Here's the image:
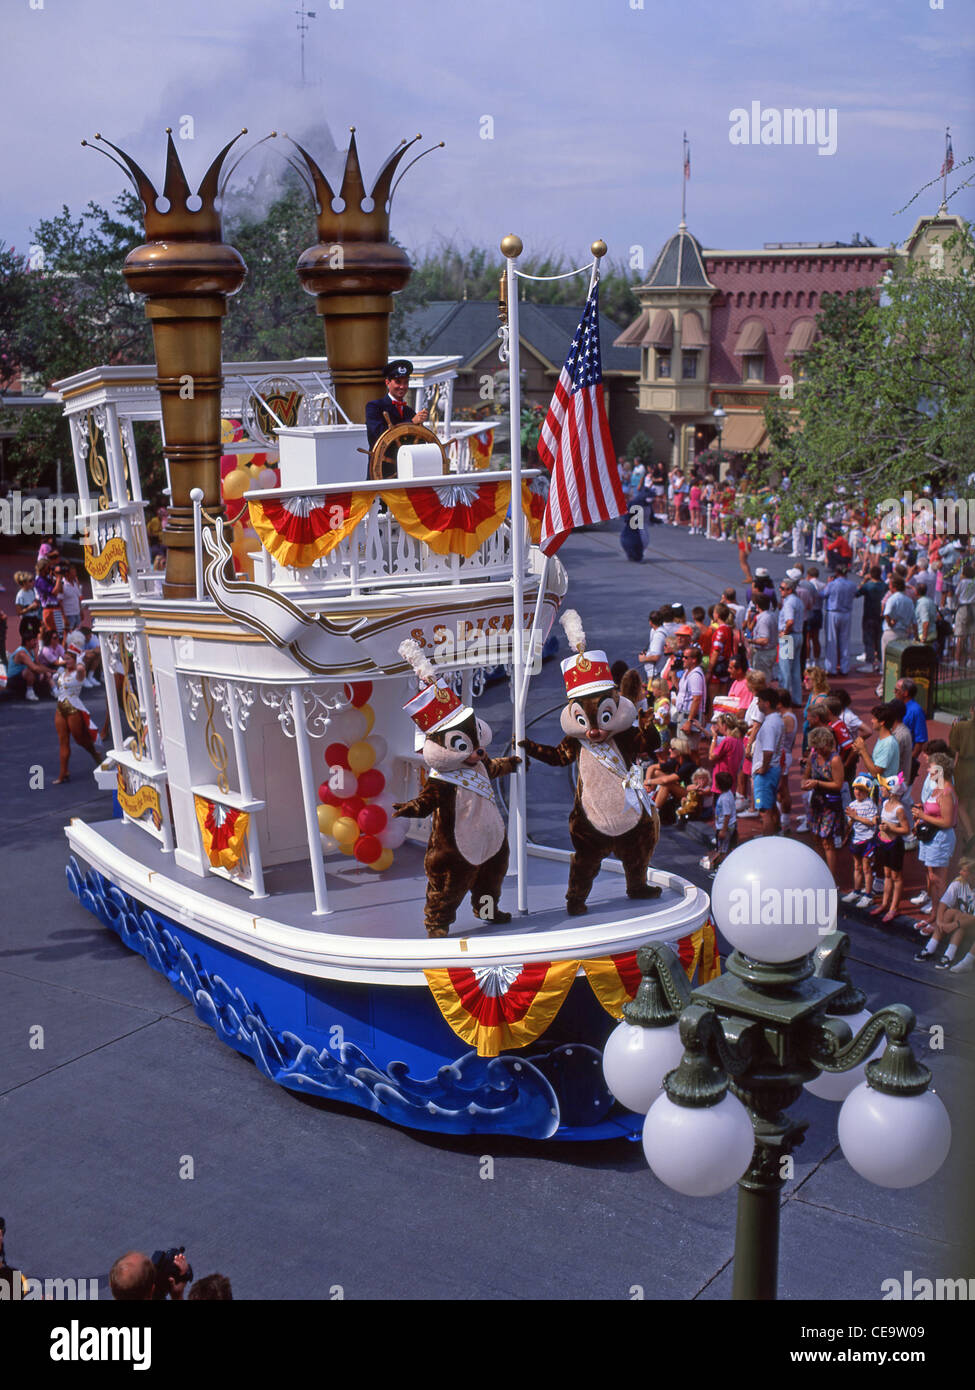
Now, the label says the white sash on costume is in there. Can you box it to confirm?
[428,763,497,803]
[586,739,656,818]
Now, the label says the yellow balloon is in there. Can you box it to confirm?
[317,803,338,834]
[339,838,356,856]
[347,740,377,775]
[369,848,394,872]
[222,469,252,499]
[333,815,359,846]
[360,704,375,735]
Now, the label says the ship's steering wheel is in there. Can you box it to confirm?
[368,420,449,482]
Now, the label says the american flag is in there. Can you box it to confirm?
[537,284,625,556]
[941,132,954,178]
[684,132,691,180]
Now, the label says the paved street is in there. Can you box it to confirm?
[1,521,971,1301]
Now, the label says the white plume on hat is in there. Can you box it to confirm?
[560,608,586,654]
[398,638,437,686]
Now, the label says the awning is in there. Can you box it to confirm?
[680,310,707,349]
[613,311,649,348]
[733,321,766,355]
[720,414,768,452]
[785,319,817,355]
[647,309,674,348]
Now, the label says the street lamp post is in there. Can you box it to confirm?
[603,839,951,1300]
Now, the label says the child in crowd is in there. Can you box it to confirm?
[650,678,672,751]
[677,767,712,825]
[914,858,975,970]
[843,774,879,908]
[700,770,738,874]
[871,773,911,923]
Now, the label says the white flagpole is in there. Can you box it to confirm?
[501,234,528,913]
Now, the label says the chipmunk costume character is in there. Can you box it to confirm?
[393,641,521,938]
[520,611,661,916]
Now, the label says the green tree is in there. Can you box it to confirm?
[764,224,975,515]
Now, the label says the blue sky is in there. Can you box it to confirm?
[4,0,972,279]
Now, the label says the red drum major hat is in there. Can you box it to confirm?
[403,681,469,735]
[558,608,615,699]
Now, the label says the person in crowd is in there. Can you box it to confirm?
[649,677,672,752]
[690,606,713,658]
[4,634,52,701]
[822,563,856,675]
[914,858,975,972]
[879,575,915,693]
[884,699,915,814]
[724,654,752,712]
[672,643,707,758]
[751,686,784,837]
[952,562,975,663]
[776,574,804,702]
[14,570,41,633]
[708,602,735,693]
[803,565,825,662]
[801,666,830,755]
[39,630,65,673]
[870,772,912,921]
[638,610,668,682]
[77,626,103,688]
[721,586,745,632]
[855,564,886,673]
[700,770,738,874]
[707,712,744,797]
[738,669,769,812]
[187,1273,233,1300]
[644,756,685,822]
[842,774,880,908]
[776,689,799,834]
[34,558,63,637]
[819,694,857,784]
[852,702,901,787]
[911,752,958,926]
[52,647,102,784]
[745,591,777,678]
[894,678,928,783]
[802,726,845,876]
[913,581,938,648]
[60,562,85,635]
[948,699,975,845]
[110,1252,157,1301]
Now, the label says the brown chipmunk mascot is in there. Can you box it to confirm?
[393,640,521,938]
[519,611,661,916]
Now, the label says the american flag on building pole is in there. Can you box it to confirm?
[537,283,625,556]
[940,130,954,177]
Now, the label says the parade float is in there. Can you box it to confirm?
[59,126,713,1140]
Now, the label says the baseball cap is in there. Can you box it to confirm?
[786,567,803,580]
[754,567,769,578]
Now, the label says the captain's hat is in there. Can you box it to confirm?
[559,608,616,699]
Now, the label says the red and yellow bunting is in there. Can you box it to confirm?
[468,428,495,470]
[424,960,579,1057]
[116,769,162,829]
[84,537,128,582]
[247,492,372,569]
[583,921,722,1021]
[382,480,511,558]
[522,475,550,545]
[194,796,250,871]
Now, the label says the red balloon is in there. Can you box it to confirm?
[355,767,386,799]
[319,781,340,806]
[325,742,350,769]
[357,805,388,835]
[344,681,373,708]
[354,834,383,865]
[341,796,365,819]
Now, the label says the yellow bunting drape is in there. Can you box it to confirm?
[194,796,250,871]
[468,428,494,470]
[247,493,372,569]
[583,920,722,1021]
[521,476,550,545]
[424,959,579,1057]
[382,480,511,558]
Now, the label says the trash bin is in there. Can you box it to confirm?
[883,639,938,717]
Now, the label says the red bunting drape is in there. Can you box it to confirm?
[522,475,550,544]
[247,493,372,568]
[194,796,250,871]
[382,480,511,557]
[424,960,579,1057]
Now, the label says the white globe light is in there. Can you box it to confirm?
[642,1091,755,1197]
[602,1020,685,1114]
[805,1009,882,1101]
[838,1083,951,1188]
[711,838,835,963]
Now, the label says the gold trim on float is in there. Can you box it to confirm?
[61,378,157,400]
[143,626,266,642]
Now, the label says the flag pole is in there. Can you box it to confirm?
[681,131,688,226]
[942,126,950,212]
[501,233,528,914]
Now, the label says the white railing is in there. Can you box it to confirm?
[82,501,162,598]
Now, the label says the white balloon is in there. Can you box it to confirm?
[602,1020,685,1114]
[643,1090,755,1197]
[326,765,357,799]
[256,468,278,489]
[378,817,408,849]
[367,735,388,764]
[329,708,368,744]
[711,838,836,963]
[838,1083,951,1188]
[805,1009,883,1102]
[319,833,339,854]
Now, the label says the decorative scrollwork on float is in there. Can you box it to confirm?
[202,678,231,795]
[259,684,346,740]
[118,638,147,760]
[85,411,111,511]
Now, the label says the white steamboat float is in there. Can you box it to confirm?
[59,127,712,1139]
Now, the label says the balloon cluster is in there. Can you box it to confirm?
[316,681,407,871]
[222,458,279,578]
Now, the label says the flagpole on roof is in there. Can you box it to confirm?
[941,126,951,214]
[500,233,529,914]
[681,131,689,228]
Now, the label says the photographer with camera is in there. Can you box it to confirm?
[151,1246,193,1300]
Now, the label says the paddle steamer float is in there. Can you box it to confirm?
[59,126,713,1139]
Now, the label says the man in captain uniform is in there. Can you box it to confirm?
[365,360,429,467]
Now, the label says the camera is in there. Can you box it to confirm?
[151,1246,193,1285]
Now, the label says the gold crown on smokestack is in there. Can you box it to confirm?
[285,128,444,243]
[81,128,255,242]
